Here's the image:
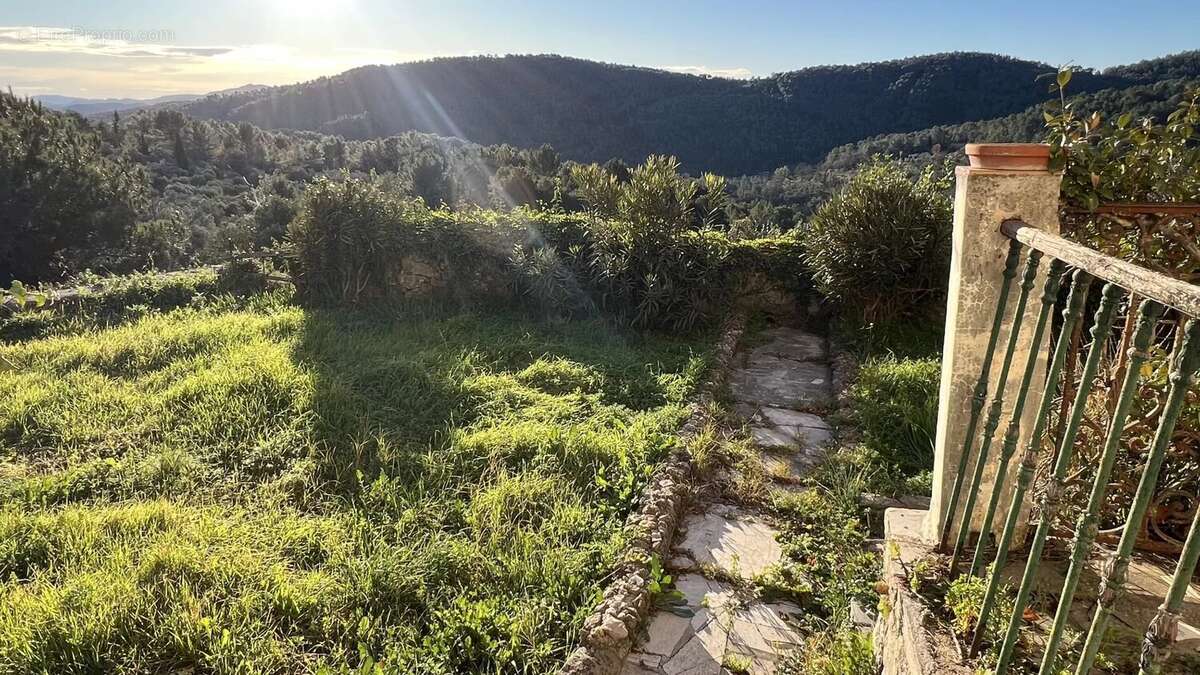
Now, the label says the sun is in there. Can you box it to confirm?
[272,0,345,19]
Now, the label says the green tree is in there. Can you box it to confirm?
[0,93,148,284]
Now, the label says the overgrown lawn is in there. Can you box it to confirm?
[0,293,709,673]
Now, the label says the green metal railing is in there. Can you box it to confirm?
[942,219,1200,675]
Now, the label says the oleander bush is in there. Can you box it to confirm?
[801,157,952,323]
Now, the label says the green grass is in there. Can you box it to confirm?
[849,355,941,483]
[0,292,710,673]
[0,268,229,343]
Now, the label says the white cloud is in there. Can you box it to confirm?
[0,26,427,97]
[658,64,754,79]
[0,26,756,98]
[0,26,226,59]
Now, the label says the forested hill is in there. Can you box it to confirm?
[820,77,1200,170]
[178,51,1178,175]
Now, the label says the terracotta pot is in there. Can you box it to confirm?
[964,143,1051,171]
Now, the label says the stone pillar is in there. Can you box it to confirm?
[924,144,1062,547]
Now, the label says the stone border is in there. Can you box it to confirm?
[875,508,972,675]
[826,335,862,457]
[560,312,748,675]
[828,335,859,416]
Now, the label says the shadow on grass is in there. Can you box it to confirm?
[287,300,708,493]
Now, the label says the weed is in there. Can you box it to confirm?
[776,626,874,675]
[722,652,754,673]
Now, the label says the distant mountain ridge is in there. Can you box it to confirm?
[36,85,269,116]
[176,51,1200,174]
[36,93,200,116]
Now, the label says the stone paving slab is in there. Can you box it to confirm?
[622,574,804,675]
[675,507,783,579]
[734,404,830,430]
[728,356,833,410]
[760,449,821,480]
[625,327,832,675]
[726,602,806,674]
[750,423,832,451]
[746,329,827,363]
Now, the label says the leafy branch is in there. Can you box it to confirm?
[1045,66,1200,210]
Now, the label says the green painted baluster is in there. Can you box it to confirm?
[992,273,1110,675]
[1036,299,1165,675]
[939,239,1024,550]
[968,253,1055,579]
[967,258,1064,656]
[1075,320,1200,675]
[1139,482,1200,675]
[950,247,1041,574]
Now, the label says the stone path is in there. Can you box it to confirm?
[622,327,835,675]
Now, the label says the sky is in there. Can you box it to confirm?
[2,0,1198,99]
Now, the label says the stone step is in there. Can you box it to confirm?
[746,328,827,363]
[728,356,833,410]
[622,574,805,675]
[674,505,782,579]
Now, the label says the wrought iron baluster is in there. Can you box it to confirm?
[967,258,1064,656]
[992,275,1114,675]
[950,248,1041,573]
[939,239,1024,550]
[969,254,1057,579]
[1036,299,1164,675]
[1139,482,1200,675]
[1075,320,1200,675]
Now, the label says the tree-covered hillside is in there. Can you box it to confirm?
[179,52,1149,174]
[729,75,1200,218]
[820,77,1199,169]
[0,94,573,283]
[6,50,1198,285]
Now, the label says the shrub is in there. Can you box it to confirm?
[801,157,952,322]
[216,259,270,296]
[562,156,738,330]
[726,233,812,299]
[1049,75,1200,209]
[286,176,520,306]
[585,226,732,330]
[835,314,944,360]
[285,176,400,304]
[850,356,941,476]
[1048,75,1200,283]
[287,164,811,330]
